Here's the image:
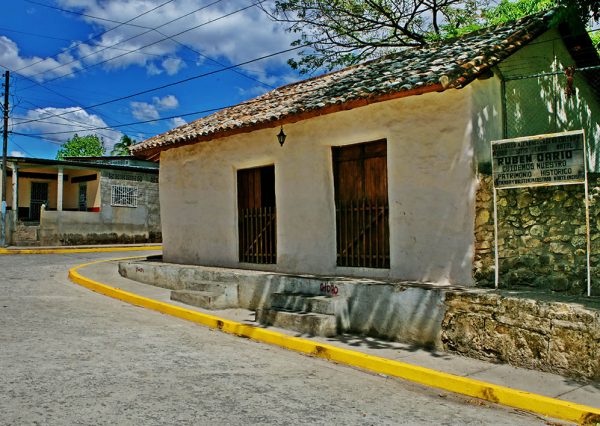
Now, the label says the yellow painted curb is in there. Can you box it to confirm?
[69,258,600,425]
[0,246,162,255]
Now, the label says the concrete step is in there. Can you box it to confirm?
[184,280,236,293]
[170,289,232,309]
[271,293,345,315]
[256,308,338,337]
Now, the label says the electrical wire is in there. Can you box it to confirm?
[0,26,172,60]
[3,8,276,90]
[12,61,600,137]
[4,66,155,136]
[10,42,302,127]
[16,0,179,74]
[21,0,231,83]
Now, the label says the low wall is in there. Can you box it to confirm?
[443,291,600,380]
[39,210,161,245]
[120,260,600,380]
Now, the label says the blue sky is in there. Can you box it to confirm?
[1,0,302,158]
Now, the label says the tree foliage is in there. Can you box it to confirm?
[264,0,488,74]
[264,0,599,74]
[56,134,105,160]
[110,135,136,156]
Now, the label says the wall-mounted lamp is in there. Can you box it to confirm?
[277,126,287,147]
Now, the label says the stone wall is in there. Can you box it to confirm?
[474,174,600,295]
[442,291,600,380]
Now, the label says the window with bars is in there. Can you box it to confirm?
[111,185,138,207]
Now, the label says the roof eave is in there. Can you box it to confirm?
[132,82,445,160]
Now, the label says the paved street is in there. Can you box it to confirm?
[1,252,546,425]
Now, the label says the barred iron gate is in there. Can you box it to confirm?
[237,165,276,264]
[29,182,48,221]
[333,140,390,268]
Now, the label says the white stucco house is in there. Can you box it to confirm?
[132,10,600,286]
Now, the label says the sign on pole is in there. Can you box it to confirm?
[490,130,590,296]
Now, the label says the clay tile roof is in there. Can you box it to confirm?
[132,10,555,158]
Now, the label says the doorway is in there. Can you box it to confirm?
[29,182,49,221]
[78,183,87,211]
[332,139,389,268]
[237,165,276,264]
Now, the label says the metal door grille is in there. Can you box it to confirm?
[336,198,389,268]
[30,182,48,221]
[239,206,276,264]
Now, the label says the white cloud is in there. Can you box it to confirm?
[12,107,123,150]
[0,36,82,82]
[130,101,159,121]
[146,62,162,75]
[153,95,178,110]
[130,95,179,122]
[10,150,25,157]
[53,0,295,79]
[162,57,185,75]
[238,86,270,98]
[170,117,186,128]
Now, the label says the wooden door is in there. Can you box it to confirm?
[237,166,276,264]
[333,140,389,268]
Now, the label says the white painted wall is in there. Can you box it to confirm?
[160,86,478,285]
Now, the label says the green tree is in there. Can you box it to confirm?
[263,0,488,74]
[56,134,105,160]
[111,135,136,156]
[264,0,599,74]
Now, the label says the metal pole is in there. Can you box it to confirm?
[490,140,500,290]
[1,71,9,247]
[583,131,591,297]
[493,186,499,290]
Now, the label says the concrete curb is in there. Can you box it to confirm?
[0,246,162,255]
[69,257,600,425]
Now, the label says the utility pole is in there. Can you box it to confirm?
[1,71,9,247]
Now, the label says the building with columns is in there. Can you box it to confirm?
[0,156,161,246]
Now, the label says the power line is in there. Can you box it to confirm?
[23,0,150,29]
[12,62,600,138]
[3,65,153,136]
[0,25,172,60]
[16,99,132,143]
[7,4,276,90]
[11,131,64,146]
[16,0,178,74]
[21,0,229,83]
[11,42,302,127]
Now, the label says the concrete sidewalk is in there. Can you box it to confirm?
[78,259,600,410]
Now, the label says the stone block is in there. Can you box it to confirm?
[550,242,572,255]
[529,206,542,217]
[571,235,587,248]
[529,225,545,237]
[517,193,533,209]
[475,210,490,227]
[548,329,600,379]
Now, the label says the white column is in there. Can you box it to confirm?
[11,164,17,226]
[57,167,63,212]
